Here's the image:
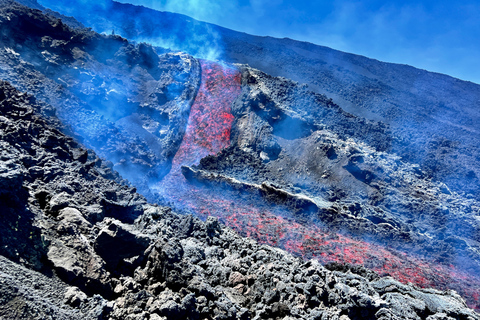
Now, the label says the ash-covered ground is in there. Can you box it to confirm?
[1,0,480,319]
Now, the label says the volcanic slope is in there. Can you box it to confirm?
[0,68,479,319]
[32,0,480,198]
[27,1,480,307]
[2,0,480,311]
[144,56,480,308]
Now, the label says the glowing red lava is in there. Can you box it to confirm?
[170,61,239,168]
[154,60,480,310]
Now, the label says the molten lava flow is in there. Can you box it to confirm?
[171,62,238,168]
[154,60,480,310]
[154,60,241,203]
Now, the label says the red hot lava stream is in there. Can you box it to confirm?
[153,60,480,310]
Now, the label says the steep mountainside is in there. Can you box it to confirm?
[1,0,480,318]
[32,0,480,197]
[0,0,202,197]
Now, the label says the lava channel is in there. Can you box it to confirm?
[153,60,480,310]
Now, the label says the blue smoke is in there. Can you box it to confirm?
[37,0,225,61]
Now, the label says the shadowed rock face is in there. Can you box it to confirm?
[0,79,478,320]
[0,0,480,318]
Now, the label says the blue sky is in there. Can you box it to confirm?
[119,0,480,84]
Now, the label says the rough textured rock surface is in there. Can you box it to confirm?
[0,72,478,319]
[0,0,200,198]
[5,1,478,287]
[12,6,477,301]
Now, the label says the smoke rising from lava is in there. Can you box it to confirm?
[38,0,226,61]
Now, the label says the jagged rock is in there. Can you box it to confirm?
[58,207,92,231]
[94,219,150,274]
[64,286,88,307]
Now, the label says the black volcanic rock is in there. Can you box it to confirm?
[231,66,392,154]
[0,0,480,318]
[5,0,478,308]
[0,65,478,319]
